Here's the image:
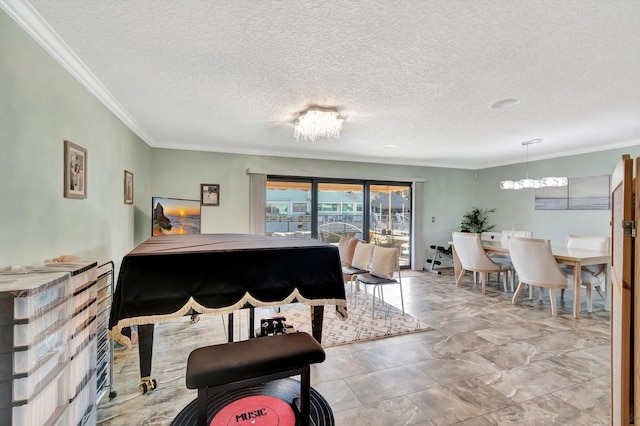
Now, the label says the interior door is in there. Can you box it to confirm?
[610,154,634,425]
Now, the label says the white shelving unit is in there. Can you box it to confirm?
[0,261,98,426]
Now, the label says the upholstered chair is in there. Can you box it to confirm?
[563,235,610,312]
[452,232,512,294]
[509,237,573,316]
[341,240,373,306]
[357,245,403,318]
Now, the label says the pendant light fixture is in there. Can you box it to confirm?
[499,139,568,190]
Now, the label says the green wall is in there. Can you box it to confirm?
[3,7,638,271]
[0,10,151,269]
[149,149,477,259]
[475,147,640,246]
[149,146,640,265]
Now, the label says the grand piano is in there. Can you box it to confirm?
[108,233,347,392]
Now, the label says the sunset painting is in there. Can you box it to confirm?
[152,197,201,236]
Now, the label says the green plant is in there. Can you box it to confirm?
[460,207,496,233]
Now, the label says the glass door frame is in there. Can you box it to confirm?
[267,176,412,268]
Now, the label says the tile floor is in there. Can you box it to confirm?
[97,268,610,425]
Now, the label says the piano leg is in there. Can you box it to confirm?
[311,306,324,344]
[227,307,256,342]
[249,307,255,338]
[137,324,156,394]
[227,313,234,342]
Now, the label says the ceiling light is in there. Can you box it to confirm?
[499,139,568,190]
[293,107,344,142]
[490,99,521,109]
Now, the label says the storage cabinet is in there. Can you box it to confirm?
[0,261,98,426]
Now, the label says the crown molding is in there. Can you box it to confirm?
[1,0,156,145]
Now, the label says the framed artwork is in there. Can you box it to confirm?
[535,175,611,210]
[152,197,201,236]
[64,140,87,199]
[568,175,610,210]
[124,170,134,204]
[201,183,220,206]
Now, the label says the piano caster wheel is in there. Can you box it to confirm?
[191,314,200,323]
[139,378,157,394]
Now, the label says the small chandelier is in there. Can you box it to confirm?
[293,107,344,142]
[500,139,568,190]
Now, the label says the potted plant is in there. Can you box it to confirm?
[460,207,496,233]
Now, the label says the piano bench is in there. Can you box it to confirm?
[186,331,326,426]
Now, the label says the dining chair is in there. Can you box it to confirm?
[451,232,512,294]
[563,235,610,312]
[502,230,533,239]
[487,230,533,291]
[342,240,373,306]
[509,237,573,316]
[357,245,404,318]
[338,235,359,269]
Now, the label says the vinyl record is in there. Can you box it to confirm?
[210,395,295,426]
[172,378,334,426]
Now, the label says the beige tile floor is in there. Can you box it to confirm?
[97,268,610,425]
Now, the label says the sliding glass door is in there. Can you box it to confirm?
[265,178,411,267]
[369,184,411,266]
[317,182,364,243]
[265,180,312,237]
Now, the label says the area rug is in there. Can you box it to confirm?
[271,288,432,347]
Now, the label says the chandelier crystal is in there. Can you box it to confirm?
[294,107,344,142]
[499,139,568,190]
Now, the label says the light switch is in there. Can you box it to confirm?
[432,217,435,222]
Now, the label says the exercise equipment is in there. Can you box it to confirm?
[424,244,453,275]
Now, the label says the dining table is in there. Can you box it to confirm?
[453,239,611,318]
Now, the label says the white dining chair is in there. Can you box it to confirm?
[509,237,573,316]
[452,232,512,294]
[563,235,610,312]
[502,230,532,239]
[485,230,533,291]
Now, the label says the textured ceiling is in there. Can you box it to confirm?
[7,0,640,169]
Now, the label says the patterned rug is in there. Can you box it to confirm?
[273,287,432,347]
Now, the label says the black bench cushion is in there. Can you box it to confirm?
[186,332,325,390]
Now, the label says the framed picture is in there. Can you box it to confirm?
[201,183,220,206]
[535,174,611,210]
[64,140,87,199]
[152,197,201,236]
[124,170,134,204]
